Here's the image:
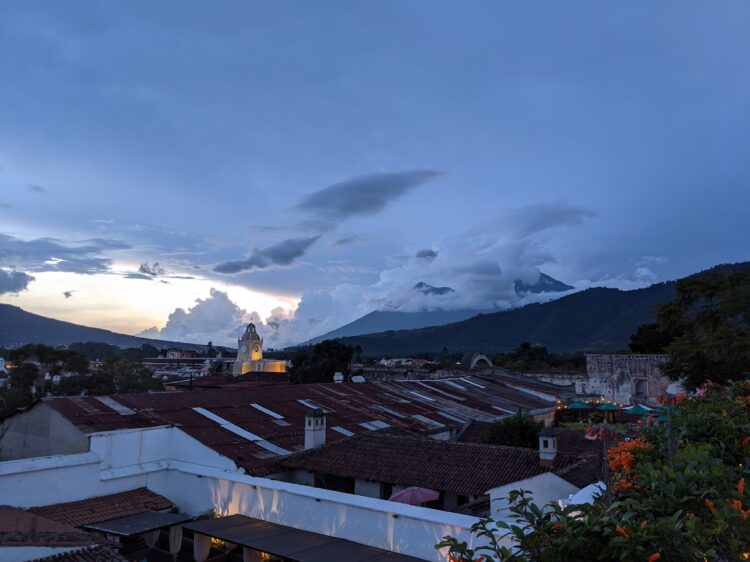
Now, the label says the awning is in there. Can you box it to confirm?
[84,511,192,537]
[182,514,426,561]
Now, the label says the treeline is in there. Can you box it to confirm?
[0,343,162,420]
[492,342,585,371]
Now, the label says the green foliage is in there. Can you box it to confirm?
[68,341,159,361]
[88,358,162,394]
[628,323,679,353]
[438,382,750,561]
[656,268,750,389]
[493,342,584,372]
[289,340,354,384]
[485,411,542,449]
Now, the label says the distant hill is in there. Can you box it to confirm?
[0,304,204,350]
[336,262,749,356]
[309,272,572,343]
[307,308,485,344]
[514,272,574,296]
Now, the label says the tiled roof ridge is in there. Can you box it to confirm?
[28,487,173,528]
[287,432,546,459]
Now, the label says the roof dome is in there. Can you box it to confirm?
[241,323,261,341]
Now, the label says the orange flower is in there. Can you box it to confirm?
[728,499,743,511]
[640,520,648,529]
[551,523,563,531]
[705,498,715,511]
[739,478,746,496]
[648,554,661,562]
[615,525,632,537]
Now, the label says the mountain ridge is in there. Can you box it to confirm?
[332,262,750,356]
[0,304,205,350]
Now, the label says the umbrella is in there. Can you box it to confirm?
[568,401,592,410]
[596,402,620,411]
[622,404,654,416]
[389,487,440,505]
[596,402,620,423]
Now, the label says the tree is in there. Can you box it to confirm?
[485,411,542,449]
[439,381,750,561]
[289,340,354,384]
[89,358,161,394]
[655,268,750,389]
[628,323,678,353]
[493,342,584,372]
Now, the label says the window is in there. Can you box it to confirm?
[543,439,549,448]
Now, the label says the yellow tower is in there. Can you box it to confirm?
[233,323,287,375]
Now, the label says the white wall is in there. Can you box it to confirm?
[354,478,381,498]
[488,472,579,515]
[150,463,492,562]
[0,452,150,507]
[0,425,497,561]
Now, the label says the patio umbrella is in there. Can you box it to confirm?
[622,404,654,416]
[596,402,620,411]
[389,487,440,505]
[596,402,620,423]
[567,401,591,421]
[568,401,591,409]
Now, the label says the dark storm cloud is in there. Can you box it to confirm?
[213,236,320,274]
[502,202,597,239]
[416,249,439,260]
[0,269,34,294]
[0,233,130,274]
[294,170,440,228]
[63,290,75,298]
[332,235,361,247]
[138,261,166,276]
[27,184,47,193]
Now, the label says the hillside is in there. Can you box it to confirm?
[338,284,676,356]
[309,272,572,343]
[307,308,485,344]
[336,262,750,356]
[0,304,203,350]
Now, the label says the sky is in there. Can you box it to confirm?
[1,1,749,348]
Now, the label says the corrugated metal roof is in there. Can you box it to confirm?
[43,374,556,475]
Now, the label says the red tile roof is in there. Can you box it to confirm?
[35,544,128,562]
[0,508,88,543]
[0,507,123,560]
[41,374,557,476]
[457,422,603,456]
[282,433,599,496]
[29,488,173,529]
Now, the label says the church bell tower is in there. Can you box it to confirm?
[237,323,263,363]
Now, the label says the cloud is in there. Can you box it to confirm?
[27,184,47,193]
[140,288,253,345]
[213,236,320,274]
[332,235,361,247]
[63,290,75,298]
[124,273,154,280]
[0,233,131,274]
[138,262,166,276]
[0,269,35,294]
[0,202,13,209]
[416,249,439,260]
[268,201,596,344]
[294,170,440,229]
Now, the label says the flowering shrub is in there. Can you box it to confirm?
[437,381,750,561]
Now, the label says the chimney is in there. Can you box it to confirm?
[538,426,557,467]
[304,408,326,450]
[333,372,344,383]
